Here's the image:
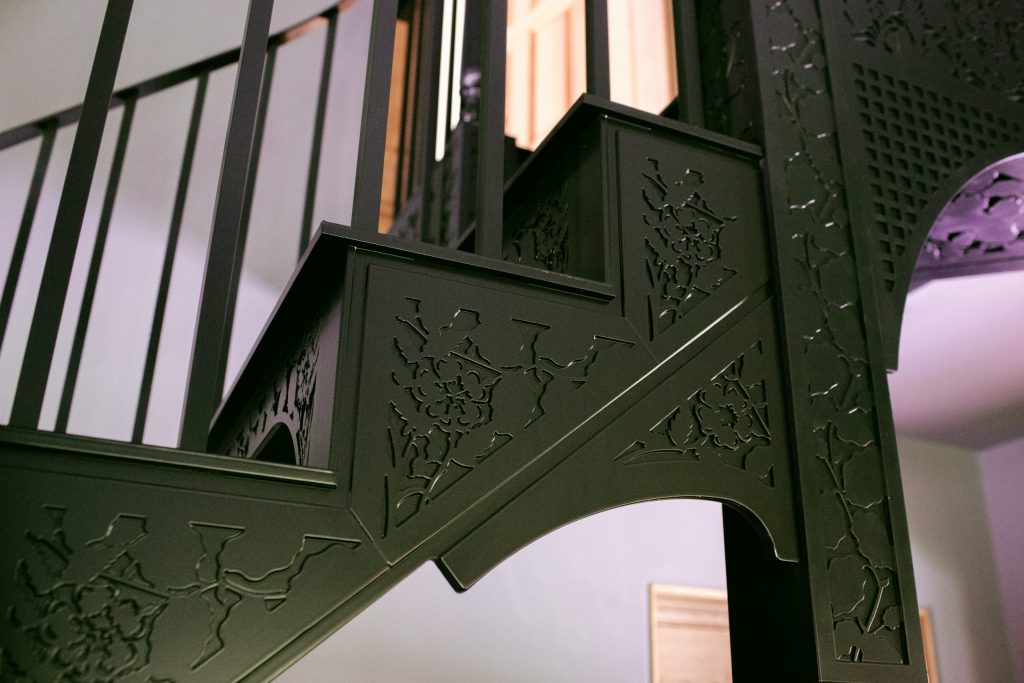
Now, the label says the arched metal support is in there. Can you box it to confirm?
[436,297,800,591]
[890,146,1024,361]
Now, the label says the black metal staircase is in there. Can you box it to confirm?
[3,0,1023,680]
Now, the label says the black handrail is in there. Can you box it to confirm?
[9,0,136,429]
[177,0,277,451]
[1,0,357,444]
[2,0,707,453]
[0,1,354,153]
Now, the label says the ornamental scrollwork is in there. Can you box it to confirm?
[642,159,737,340]
[385,298,633,531]
[507,181,571,273]
[5,506,357,681]
[763,0,908,663]
[840,0,1024,103]
[231,320,320,466]
[919,162,1024,268]
[615,342,775,487]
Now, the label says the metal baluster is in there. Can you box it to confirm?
[350,0,400,231]
[0,123,56,355]
[299,15,338,257]
[10,0,135,428]
[473,0,507,259]
[54,95,137,433]
[671,0,704,126]
[132,74,208,444]
[393,3,418,220]
[584,0,610,99]
[412,0,444,243]
[237,46,277,251]
[401,2,423,207]
[178,0,275,452]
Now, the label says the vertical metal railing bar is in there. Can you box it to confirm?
[397,1,417,202]
[9,0,135,429]
[350,0,399,230]
[178,0,275,452]
[0,4,354,157]
[392,6,416,217]
[132,74,209,444]
[236,45,278,260]
[473,0,507,259]
[0,124,56,356]
[54,95,138,433]
[412,0,443,242]
[442,0,459,151]
[584,0,611,99]
[299,15,338,257]
[671,0,704,127]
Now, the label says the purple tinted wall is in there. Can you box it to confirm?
[980,436,1024,682]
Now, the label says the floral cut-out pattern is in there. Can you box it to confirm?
[642,159,737,339]
[385,298,633,532]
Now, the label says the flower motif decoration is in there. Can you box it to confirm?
[694,378,765,451]
[614,349,773,486]
[509,184,570,273]
[7,508,356,680]
[387,299,633,529]
[36,582,164,682]
[8,509,166,682]
[642,159,737,338]
[406,355,498,433]
[388,303,511,527]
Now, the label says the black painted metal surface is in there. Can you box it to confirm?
[2,0,1022,680]
[9,0,135,429]
[0,1,357,441]
[178,0,276,452]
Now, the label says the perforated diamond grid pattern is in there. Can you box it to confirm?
[852,63,1023,291]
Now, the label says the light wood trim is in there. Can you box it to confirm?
[649,584,731,683]
[919,607,940,683]
[650,584,940,683]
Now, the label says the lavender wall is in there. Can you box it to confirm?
[898,436,1015,683]
[979,436,1024,682]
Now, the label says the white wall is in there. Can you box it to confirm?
[898,436,1015,682]
[979,436,1024,683]
[0,0,350,132]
